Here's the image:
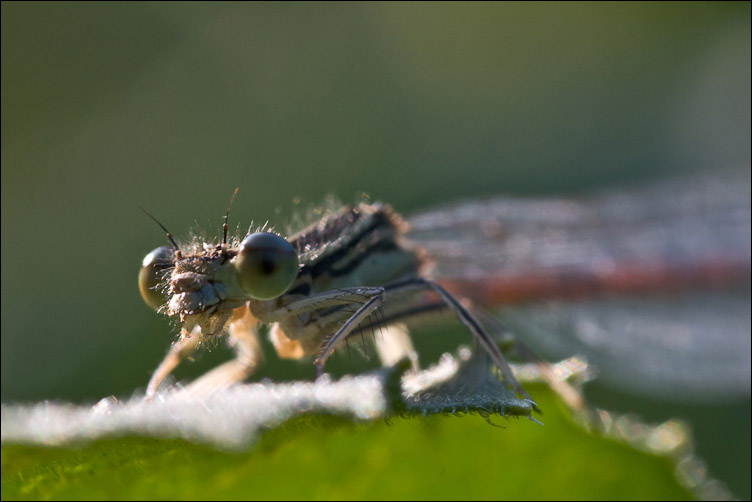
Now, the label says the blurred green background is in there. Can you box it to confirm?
[2,1,750,498]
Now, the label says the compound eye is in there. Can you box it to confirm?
[139,246,175,310]
[235,232,299,300]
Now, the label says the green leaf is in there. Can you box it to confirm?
[2,384,691,501]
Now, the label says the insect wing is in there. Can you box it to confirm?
[407,170,751,401]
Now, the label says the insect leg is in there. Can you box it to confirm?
[185,305,263,396]
[146,325,205,398]
[264,287,390,364]
[475,307,588,414]
[313,289,384,375]
[268,287,385,321]
[358,299,449,330]
[381,277,532,403]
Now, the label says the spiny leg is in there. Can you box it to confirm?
[363,295,584,414]
[357,294,537,402]
[469,307,589,414]
[267,287,390,363]
[265,286,385,322]
[313,289,385,375]
[381,277,533,403]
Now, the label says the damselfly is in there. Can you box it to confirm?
[139,170,750,402]
[139,192,528,400]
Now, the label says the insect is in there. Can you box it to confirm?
[139,192,528,400]
[140,170,750,404]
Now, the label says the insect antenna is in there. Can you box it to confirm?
[222,187,240,248]
[140,207,180,253]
